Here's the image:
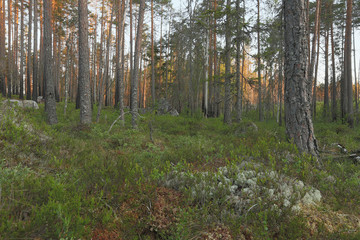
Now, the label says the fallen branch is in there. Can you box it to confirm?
[108,111,129,133]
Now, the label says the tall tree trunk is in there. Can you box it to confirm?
[131,0,145,128]
[64,35,71,116]
[13,0,19,95]
[96,0,105,105]
[224,0,231,125]
[92,16,97,105]
[119,4,126,125]
[324,27,329,118]
[0,0,5,97]
[96,6,114,122]
[308,0,321,109]
[19,0,24,99]
[257,0,263,121]
[129,0,133,99]
[7,0,12,98]
[284,0,318,156]
[79,0,92,124]
[104,8,114,107]
[32,0,38,101]
[331,1,337,121]
[151,0,155,105]
[213,0,218,117]
[44,0,57,124]
[312,29,320,118]
[235,0,241,122]
[39,4,43,97]
[353,26,358,117]
[26,0,32,99]
[344,0,353,127]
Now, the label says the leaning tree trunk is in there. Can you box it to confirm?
[44,0,57,125]
[284,0,318,156]
[131,0,145,128]
[79,0,92,124]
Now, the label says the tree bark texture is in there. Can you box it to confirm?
[78,0,92,124]
[223,0,232,125]
[131,0,145,128]
[44,0,57,125]
[26,0,32,99]
[0,0,6,97]
[284,0,318,156]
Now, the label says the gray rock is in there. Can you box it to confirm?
[169,109,179,116]
[2,99,39,109]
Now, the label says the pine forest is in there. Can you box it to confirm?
[0,0,360,239]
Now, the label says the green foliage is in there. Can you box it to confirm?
[0,102,359,239]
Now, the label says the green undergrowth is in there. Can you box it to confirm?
[0,99,359,239]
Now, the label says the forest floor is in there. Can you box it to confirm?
[0,98,359,239]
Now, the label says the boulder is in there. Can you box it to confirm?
[157,98,179,116]
[2,99,39,109]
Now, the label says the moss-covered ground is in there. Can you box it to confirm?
[0,98,359,239]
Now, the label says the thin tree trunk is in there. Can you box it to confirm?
[64,35,71,116]
[92,16,97,104]
[13,0,19,95]
[308,0,321,109]
[353,25,358,120]
[257,0,263,121]
[235,0,241,122]
[79,0,92,124]
[32,0,38,101]
[44,0,57,124]
[331,1,337,121]
[151,0,155,104]
[312,29,320,118]
[7,0,12,98]
[324,27,329,118]
[0,0,5,97]
[131,0,145,128]
[96,6,114,122]
[26,0,32,99]
[19,0,24,99]
[224,0,231,125]
[344,0,353,127]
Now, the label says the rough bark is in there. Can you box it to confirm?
[344,0,353,127]
[78,0,92,124]
[284,0,318,156]
[223,0,232,125]
[44,0,57,125]
[131,0,145,128]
